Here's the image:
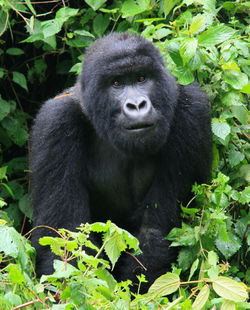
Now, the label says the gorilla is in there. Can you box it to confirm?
[30,32,212,286]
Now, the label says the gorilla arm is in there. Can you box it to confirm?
[30,94,90,276]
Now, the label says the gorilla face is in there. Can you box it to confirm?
[80,33,179,155]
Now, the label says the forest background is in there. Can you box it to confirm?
[0,0,249,309]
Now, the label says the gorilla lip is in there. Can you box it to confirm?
[125,122,155,132]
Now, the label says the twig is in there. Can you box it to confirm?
[125,251,147,271]
[12,296,51,310]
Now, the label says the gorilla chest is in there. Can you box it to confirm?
[87,153,155,217]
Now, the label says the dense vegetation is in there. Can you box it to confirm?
[0,0,249,309]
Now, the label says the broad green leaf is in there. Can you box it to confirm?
[148,273,180,296]
[0,98,10,121]
[208,251,218,266]
[162,0,182,16]
[121,0,150,18]
[239,186,250,204]
[216,232,241,259]
[167,223,197,246]
[51,304,74,310]
[212,276,248,302]
[240,83,250,94]
[180,38,198,63]
[198,25,235,46]
[93,14,110,37]
[2,292,22,307]
[104,232,126,269]
[192,285,210,310]
[167,42,183,67]
[221,61,240,71]
[228,151,244,167]
[84,0,107,11]
[231,104,249,124]
[190,14,206,34]
[224,70,248,90]
[221,300,236,310]
[55,7,79,22]
[41,260,80,282]
[175,67,194,85]
[152,28,171,40]
[6,48,24,55]
[211,118,230,141]
[7,264,25,284]
[0,166,7,180]
[2,116,29,146]
[41,19,62,38]
[12,71,28,91]
[19,194,33,219]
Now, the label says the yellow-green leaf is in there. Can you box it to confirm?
[148,272,180,296]
[192,285,210,310]
[221,300,236,310]
[190,15,206,34]
[212,276,248,302]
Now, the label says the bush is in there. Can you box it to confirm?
[0,0,249,308]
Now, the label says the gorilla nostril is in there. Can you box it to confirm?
[126,103,137,111]
[139,100,147,110]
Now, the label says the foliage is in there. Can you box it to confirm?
[0,0,249,308]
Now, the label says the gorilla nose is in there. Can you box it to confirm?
[123,97,152,118]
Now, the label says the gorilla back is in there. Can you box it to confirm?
[30,32,212,286]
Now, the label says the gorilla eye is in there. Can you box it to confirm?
[138,76,146,83]
[113,80,122,87]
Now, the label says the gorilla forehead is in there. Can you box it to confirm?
[82,33,164,79]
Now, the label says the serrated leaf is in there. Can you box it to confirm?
[192,285,210,310]
[180,38,198,63]
[167,41,183,67]
[41,19,62,38]
[93,14,110,37]
[55,7,79,21]
[211,118,231,141]
[148,273,180,296]
[6,48,24,55]
[175,67,194,85]
[231,104,249,124]
[104,233,126,269]
[221,300,236,310]
[216,232,241,259]
[190,14,206,34]
[198,25,235,46]
[84,0,107,11]
[212,276,248,302]
[162,0,182,16]
[12,71,28,91]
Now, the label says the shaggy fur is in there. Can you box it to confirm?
[30,32,212,287]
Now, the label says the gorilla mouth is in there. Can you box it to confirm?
[125,122,155,132]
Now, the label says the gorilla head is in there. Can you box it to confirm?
[79,32,179,155]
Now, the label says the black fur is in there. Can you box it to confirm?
[30,32,212,287]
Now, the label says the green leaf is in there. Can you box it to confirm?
[231,104,249,124]
[0,98,11,121]
[41,260,80,282]
[192,285,210,310]
[221,300,236,310]
[228,151,244,167]
[224,70,248,90]
[212,276,248,302]
[188,258,199,280]
[93,14,110,37]
[198,25,235,46]
[239,186,250,204]
[175,67,194,85]
[55,7,79,22]
[167,223,197,246]
[167,41,183,66]
[6,48,24,55]
[240,83,250,94]
[104,233,126,269]
[180,38,198,63]
[162,0,182,16]
[211,118,231,141]
[148,273,180,296]
[12,71,28,91]
[0,166,8,180]
[190,14,206,34]
[6,264,25,284]
[41,19,62,38]
[19,194,33,219]
[216,232,241,259]
[121,0,150,18]
[74,29,95,38]
[84,0,107,11]
[0,8,8,36]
